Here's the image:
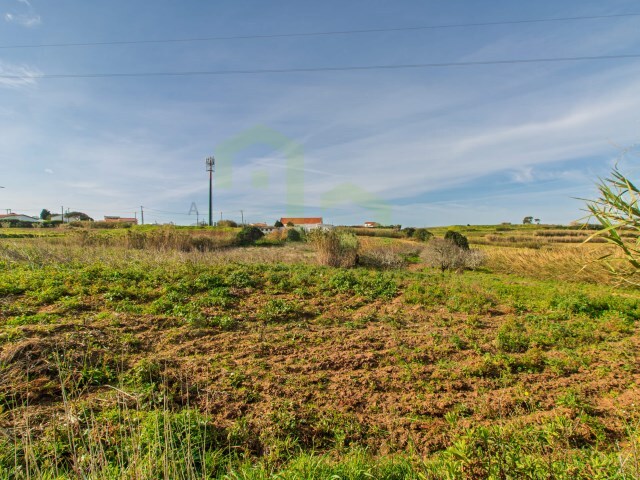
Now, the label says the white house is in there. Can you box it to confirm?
[0,214,41,223]
[279,217,334,232]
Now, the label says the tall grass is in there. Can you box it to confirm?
[484,244,625,284]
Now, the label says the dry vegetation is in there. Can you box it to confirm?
[0,225,639,479]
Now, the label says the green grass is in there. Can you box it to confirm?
[0,237,639,479]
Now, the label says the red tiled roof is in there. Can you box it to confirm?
[104,216,138,223]
[280,217,323,225]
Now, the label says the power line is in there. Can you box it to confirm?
[0,12,638,49]
[3,52,640,80]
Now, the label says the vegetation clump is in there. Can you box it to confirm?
[585,164,640,285]
[236,226,265,246]
[307,229,358,267]
[422,237,485,271]
[217,219,238,227]
[444,230,470,249]
[286,228,303,242]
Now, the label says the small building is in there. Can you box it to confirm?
[363,221,380,228]
[51,214,84,223]
[0,214,41,223]
[104,216,138,225]
[250,223,279,235]
[279,217,333,232]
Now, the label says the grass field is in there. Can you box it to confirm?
[0,225,639,479]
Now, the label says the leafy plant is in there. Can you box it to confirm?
[584,164,640,285]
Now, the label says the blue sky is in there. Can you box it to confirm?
[1,0,640,226]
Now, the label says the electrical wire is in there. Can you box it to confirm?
[0,12,638,49]
[3,52,640,80]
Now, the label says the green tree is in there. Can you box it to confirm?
[66,211,93,221]
[40,209,51,220]
[274,220,284,227]
[522,216,533,225]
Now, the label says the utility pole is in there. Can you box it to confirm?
[206,156,215,226]
[220,211,223,221]
[61,206,64,223]
[240,210,244,225]
[140,206,144,225]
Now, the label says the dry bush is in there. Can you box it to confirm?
[307,229,358,267]
[358,247,407,269]
[422,238,486,272]
[264,229,287,242]
[356,238,423,269]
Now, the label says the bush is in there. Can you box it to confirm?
[413,228,433,242]
[357,247,406,269]
[421,238,485,272]
[236,226,264,246]
[286,228,302,242]
[402,227,416,238]
[218,219,238,228]
[307,229,358,267]
[444,230,469,250]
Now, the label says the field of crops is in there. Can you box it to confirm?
[0,226,639,479]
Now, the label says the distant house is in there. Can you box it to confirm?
[279,217,333,231]
[250,223,279,235]
[363,221,380,228]
[0,213,41,223]
[51,214,84,222]
[104,216,138,225]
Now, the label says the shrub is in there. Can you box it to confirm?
[422,238,485,272]
[413,228,433,242]
[357,247,406,269]
[236,226,264,246]
[444,230,469,250]
[307,229,358,267]
[218,219,238,228]
[402,227,416,238]
[286,228,302,242]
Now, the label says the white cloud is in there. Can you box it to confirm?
[4,0,40,27]
[0,60,40,88]
[44,168,53,174]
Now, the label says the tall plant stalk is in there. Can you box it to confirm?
[584,165,640,285]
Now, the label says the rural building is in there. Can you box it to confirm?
[279,217,333,232]
[51,214,85,222]
[363,221,380,228]
[104,216,138,225]
[0,213,41,223]
[250,223,280,235]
